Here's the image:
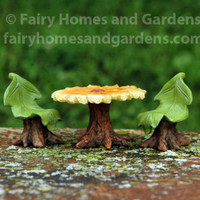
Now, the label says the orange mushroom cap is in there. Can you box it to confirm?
[52,84,146,104]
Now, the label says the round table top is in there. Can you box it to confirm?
[52,84,146,104]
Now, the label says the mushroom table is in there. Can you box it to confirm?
[52,85,146,149]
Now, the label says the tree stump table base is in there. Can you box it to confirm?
[76,103,130,149]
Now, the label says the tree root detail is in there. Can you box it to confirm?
[12,117,63,148]
[76,103,130,149]
[141,120,190,151]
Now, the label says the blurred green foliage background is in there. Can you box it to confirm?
[0,0,200,131]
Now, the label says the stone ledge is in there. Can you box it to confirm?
[0,128,199,200]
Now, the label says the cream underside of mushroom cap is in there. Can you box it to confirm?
[51,85,146,104]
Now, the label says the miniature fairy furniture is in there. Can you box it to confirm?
[4,73,63,148]
[137,73,193,151]
[52,84,146,149]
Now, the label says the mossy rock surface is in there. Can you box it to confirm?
[0,128,199,200]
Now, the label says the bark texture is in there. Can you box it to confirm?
[76,103,129,149]
[12,117,63,148]
[141,120,190,151]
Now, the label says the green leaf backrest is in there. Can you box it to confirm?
[137,73,193,134]
[4,73,61,129]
